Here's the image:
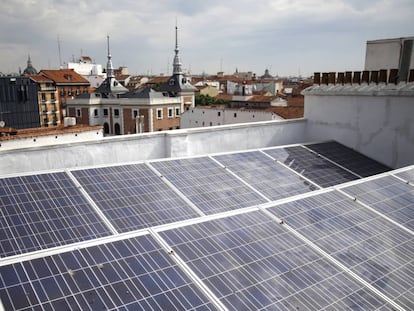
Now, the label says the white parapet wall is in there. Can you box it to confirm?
[303,79,414,168]
[0,119,307,175]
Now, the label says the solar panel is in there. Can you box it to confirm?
[0,172,112,257]
[0,234,219,310]
[305,141,391,177]
[395,168,414,183]
[71,164,201,233]
[266,190,414,310]
[341,175,414,231]
[212,151,318,200]
[150,157,267,214]
[263,146,360,187]
[159,211,394,310]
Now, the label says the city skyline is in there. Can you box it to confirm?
[0,0,413,77]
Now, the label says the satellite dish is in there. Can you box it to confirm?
[0,121,5,128]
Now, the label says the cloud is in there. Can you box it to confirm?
[0,0,413,76]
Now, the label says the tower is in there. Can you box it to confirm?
[159,24,197,112]
[95,35,127,97]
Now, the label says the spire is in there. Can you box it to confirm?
[173,24,183,75]
[27,54,32,67]
[106,35,114,78]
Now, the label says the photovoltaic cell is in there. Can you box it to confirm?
[267,191,414,310]
[71,164,200,233]
[341,175,414,231]
[395,168,414,183]
[212,151,317,200]
[0,234,219,310]
[305,141,391,177]
[263,146,360,187]
[159,211,393,310]
[0,172,111,258]
[151,157,267,214]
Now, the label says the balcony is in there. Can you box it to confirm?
[40,87,56,92]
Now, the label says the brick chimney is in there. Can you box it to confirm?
[313,72,321,85]
[379,69,387,84]
[370,71,379,84]
[389,69,398,84]
[361,71,369,84]
[345,71,352,84]
[353,71,361,84]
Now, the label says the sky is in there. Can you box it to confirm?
[0,0,413,77]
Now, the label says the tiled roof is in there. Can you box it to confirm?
[29,75,54,83]
[115,74,130,81]
[40,69,90,85]
[147,76,169,84]
[0,125,102,141]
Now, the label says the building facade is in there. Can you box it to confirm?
[181,106,282,129]
[67,36,184,135]
[39,69,90,120]
[0,76,40,129]
[30,75,60,127]
[67,90,182,135]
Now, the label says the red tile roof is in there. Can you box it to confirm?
[29,75,54,83]
[40,69,89,85]
[0,125,102,141]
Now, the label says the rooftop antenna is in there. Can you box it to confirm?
[57,35,62,68]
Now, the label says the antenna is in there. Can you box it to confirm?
[57,35,62,68]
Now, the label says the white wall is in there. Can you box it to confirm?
[181,108,282,128]
[0,119,306,175]
[304,85,414,168]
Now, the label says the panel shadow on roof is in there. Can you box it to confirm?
[266,190,414,310]
[263,145,360,187]
[0,172,112,257]
[0,234,219,310]
[305,141,391,177]
[159,210,394,310]
[341,175,414,231]
[212,150,318,201]
[71,164,201,233]
[150,157,267,215]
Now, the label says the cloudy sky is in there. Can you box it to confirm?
[1,0,413,77]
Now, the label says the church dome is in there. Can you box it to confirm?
[23,55,37,75]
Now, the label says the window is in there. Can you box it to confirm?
[41,93,46,102]
[133,110,138,119]
[156,108,163,120]
[60,88,65,96]
[68,88,73,96]
[234,113,237,118]
[76,108,81,117]
[94,109,98,117]
[76,88,80,96]
[218,111,221,117]
[210,122,213,126]
[175,107,180,117]
[168,107,173,118]
[103,108,108,116]
[114,109,120,117]
[51,93,55,101]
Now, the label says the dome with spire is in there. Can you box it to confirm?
[23,55,37,75]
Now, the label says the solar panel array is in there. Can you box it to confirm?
[2,140,413,311]
[71,164,201,233]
